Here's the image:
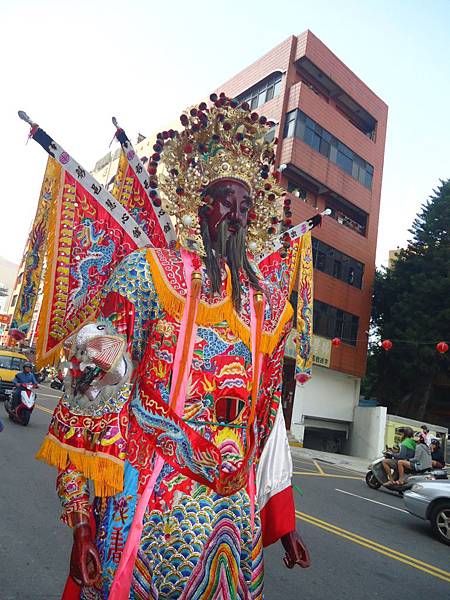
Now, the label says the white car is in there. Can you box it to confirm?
[403,479,450,545]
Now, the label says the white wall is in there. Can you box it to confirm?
[290,366,360,443]
[351,406,387,459]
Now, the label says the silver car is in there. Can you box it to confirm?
[404,480,450,545]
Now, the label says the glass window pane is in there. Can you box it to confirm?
[319,139,330,157]
[304,128,313,147]
[295,119,305,140]
[333,260,342,279]
[364,169,373,189]
[336,150,353,174]
[317,250,326,271]
[311,132,321,152]
[273,79,282,96]
[258,90,266,107]
[266,85,274,102]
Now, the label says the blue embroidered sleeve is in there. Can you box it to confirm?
[100,249,164,362]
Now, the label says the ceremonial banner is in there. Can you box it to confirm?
[257,213,323,298]
[295,231,313,384]
[112,126,176,247]
[111,150,171,247]
[36,169,143,367]
[9,158,60,341]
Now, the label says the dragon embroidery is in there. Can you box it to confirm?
[70,219,115,308]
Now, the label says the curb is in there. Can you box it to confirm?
[289,444,368,475]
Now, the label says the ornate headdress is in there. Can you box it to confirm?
[148,93,286,255]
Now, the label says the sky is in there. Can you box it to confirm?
[0,0,449,268]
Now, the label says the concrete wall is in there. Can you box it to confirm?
[290,366,360,444]
[351,406,387,459]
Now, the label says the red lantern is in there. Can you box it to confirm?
[332,337,341,347]
[381,339,393,351]
[436,341,449,354]
[296,373,311,385]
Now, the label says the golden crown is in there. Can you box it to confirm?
[149,93,286,255]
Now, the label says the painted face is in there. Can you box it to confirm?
[202,178,252,242]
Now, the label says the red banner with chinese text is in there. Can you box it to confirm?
[111,151,169,248]
[36,170,139,367]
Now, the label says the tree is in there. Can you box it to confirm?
[368,179,450,421]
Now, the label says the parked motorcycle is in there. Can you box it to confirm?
[50,374,64,391]
[36,367,48,384]
[366,452,448,494]
[4,383,37,426]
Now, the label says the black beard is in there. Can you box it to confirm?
[200,219,262,312]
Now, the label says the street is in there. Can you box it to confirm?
[0,385,449,599]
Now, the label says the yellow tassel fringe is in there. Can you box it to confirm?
[146,249,293,355]
[36,435,124,497]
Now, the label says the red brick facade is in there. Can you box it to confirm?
[218,31,388,378]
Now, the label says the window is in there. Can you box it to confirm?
[283,109,374,190]
[10,295,18,307]
[0,356,27,370]
[313,300,359,346]
[312,238,364,288]
[264,127,276,144]
[284,111,297,139]
[237,72,283,110]
[325,200,368,236]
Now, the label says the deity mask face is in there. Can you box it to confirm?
[202,178,252,243]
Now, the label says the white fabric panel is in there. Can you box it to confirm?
[256,402,293,511]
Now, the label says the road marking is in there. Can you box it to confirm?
[335,489,409,513]
[313,460,325,475]
[37,392,62,400]
[296,510,450,583]
[293,471,363,480]
[35,403,53,415]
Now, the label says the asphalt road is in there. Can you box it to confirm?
[0,385,449,599]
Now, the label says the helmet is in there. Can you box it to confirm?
[414,431,426,444]
[23,361,33,369]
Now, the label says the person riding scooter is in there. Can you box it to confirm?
[395,432,432,485]
[382,427,416,484]
[431,438,445,469]
[12,362,38,409]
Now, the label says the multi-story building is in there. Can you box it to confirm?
[218,31,388,451]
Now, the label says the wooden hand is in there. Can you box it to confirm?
[281,531,311,569]
[70,519,102,587]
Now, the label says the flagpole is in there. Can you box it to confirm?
[256,209,331,264]
[111,117,176,245]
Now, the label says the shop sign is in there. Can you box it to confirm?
[284,331,332,367]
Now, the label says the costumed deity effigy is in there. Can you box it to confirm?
[17,93,328,599]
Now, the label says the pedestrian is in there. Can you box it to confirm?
[420,424,432,446]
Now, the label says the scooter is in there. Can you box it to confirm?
[365,452,448,494]
[50,374,64,391]
[4,383,37,426]
[36,367,48,383]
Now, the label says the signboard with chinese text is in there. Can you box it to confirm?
[284,330,332,368]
